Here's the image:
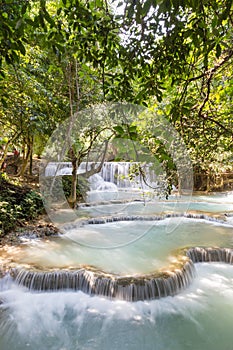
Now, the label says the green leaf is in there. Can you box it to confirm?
[18,41,26,55]
[113,125,124,134]
[95,0,102,7]
[21,3,28,15]
[129,125,137,132]
[216,43,221,58]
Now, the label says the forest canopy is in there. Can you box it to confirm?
[0,0,232,192]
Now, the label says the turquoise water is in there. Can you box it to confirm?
[0,192,233,350]
[3,218,233,274]
[80,192,233,217]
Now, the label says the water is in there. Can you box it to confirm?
[80,198,233,217]
[44,161,157,189]
[2,218,233,274]
[0,190,233,348]
[1,263,233,350]
[80,191,233,216]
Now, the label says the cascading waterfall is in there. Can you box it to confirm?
[44,161,157,189]
[0,188,233,350]
[7,246,233,301]
[82,212,227,225]
[44,162,73,176]
[1,212,233,302]
[9,259,195,301]
[187,247,233,263]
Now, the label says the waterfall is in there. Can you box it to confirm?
[10,260,195,302]
[79,212,227,225]
[187,247,233,263]
[8,246,233,302]
[101,162,136,188]
[44,162,73,176]
[44,161,157,190]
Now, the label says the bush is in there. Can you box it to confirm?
[0,173,44,236]
[41,175,89,204]
[62,175,89,201]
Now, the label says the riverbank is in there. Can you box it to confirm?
[0,214,59,246]
[0,172,59,245]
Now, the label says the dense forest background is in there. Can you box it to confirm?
[0,0,232,193]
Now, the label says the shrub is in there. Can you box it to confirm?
[0,173,44,236]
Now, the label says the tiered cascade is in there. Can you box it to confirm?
[44,161,157,189]
[7,245,233,302]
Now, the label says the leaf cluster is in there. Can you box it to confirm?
[0,173,44,235]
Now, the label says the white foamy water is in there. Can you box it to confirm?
[1,263,233,350]
[1,191,233,349]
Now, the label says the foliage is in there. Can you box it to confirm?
[114,0,233,101]
[0,173,44,235]
[0,0,29,74]
[62,175,89,201]
[0,0,232,191]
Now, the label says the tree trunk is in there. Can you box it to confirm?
[19,144,31,177]
[206,172,210,192]
[70,159,77,209]
[29,136,34,175]
[0,144,10,170]
[68,146,78,209]
[66,59,79,208]
[0,131,21,170]
[82,141,109,178]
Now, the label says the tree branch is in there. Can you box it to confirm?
[81,140,109,178]
[187,49,233,85]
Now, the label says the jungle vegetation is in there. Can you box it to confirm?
[0,0,232,205]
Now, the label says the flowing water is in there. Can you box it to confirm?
[3,218,233,273]
[1,163,233,350]
[1,263,233,350]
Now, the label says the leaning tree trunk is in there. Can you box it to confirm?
[0,144,9,170]
[68,141,109,208]
[0,131,21,170]
[82,141,109,179]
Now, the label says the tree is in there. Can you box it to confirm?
[0,0,232,193]
[0,45,70,175]
[114,0,232,103]
[112,0,233,189]
[0,0,29,75]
